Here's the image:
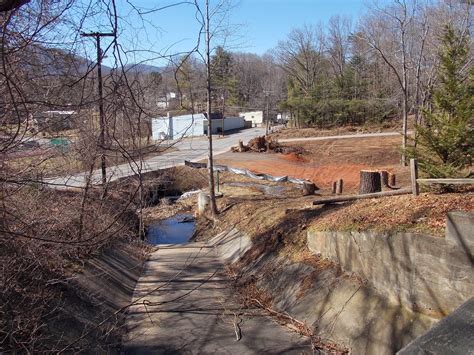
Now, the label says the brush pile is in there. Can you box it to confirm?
[231,136,304,155]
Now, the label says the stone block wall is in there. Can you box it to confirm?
[307,212,474,316]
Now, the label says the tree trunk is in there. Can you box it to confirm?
[359,170,382,194]
[401,90,408,166]
[401,23,409,167]
[205,0,218,215]
[0,0,30,12]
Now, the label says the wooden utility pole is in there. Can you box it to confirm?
[205,0,218,215]
[81,31,115,196]
[264,91,271,136]
[221,91,226,137]
[264,91,272,151]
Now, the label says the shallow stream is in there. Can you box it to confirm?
[146,213,195,245]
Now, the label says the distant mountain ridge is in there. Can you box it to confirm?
[122,63,164,74]
[27,45,163,76]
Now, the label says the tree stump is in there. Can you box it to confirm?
[359,170,382,194]
[380,170,389,187]
[303,182,316,196]
[389,173,396,187]
[336,179,344,195]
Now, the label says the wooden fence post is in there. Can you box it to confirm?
[410,158,419,196]
[389,173,396,187]
[336,179,344,195]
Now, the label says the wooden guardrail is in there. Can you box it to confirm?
[416,179,474,184]
[312,188,413,205]
[410,158,474,196]
[313,159,473,205]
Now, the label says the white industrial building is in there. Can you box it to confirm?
[156,92,177,109]
[203,117,245,135]
[239,111,263,127]
[151,114,245,140]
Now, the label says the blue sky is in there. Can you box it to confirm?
[100,0,373,66]
[229,0,367,53]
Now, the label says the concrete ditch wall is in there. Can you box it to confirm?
[52,243,146,352]
[212,229,437,354]
[307,211,474,317]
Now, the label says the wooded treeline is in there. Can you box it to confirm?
[156,0,472,134]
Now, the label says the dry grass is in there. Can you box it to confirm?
[171,164,472,240]
[270,119,409,140]
[0,185,143,352]
[312,191,474,236]
[5,142,177,177]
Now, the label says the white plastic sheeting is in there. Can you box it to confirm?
[184,160,314,187]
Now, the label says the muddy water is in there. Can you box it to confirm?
[146,214,195,245]
[224,182,288,196]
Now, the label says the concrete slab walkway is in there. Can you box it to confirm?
[123,242,312,354]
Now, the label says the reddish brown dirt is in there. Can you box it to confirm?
[217,136,410,191]
[280,152,309,163]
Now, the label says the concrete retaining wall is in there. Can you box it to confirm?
[398,297,474,355]
[212,228,437,354]
[307,212,474,316]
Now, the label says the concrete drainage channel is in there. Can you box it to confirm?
[211,229,435,354]
[123,229,313,354]
[124,211,473,354]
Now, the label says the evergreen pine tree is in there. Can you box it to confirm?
[412,25,473,178]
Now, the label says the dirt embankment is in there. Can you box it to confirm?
[217,135,411,191]
[312,191,474,236]
[0,185,149,353]
[151,165,471,242]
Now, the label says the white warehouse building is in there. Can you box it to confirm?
[239,111,263,127]
[152,114,246,140]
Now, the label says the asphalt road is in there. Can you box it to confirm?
[45,128,266,188]
[44,129,409,189]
